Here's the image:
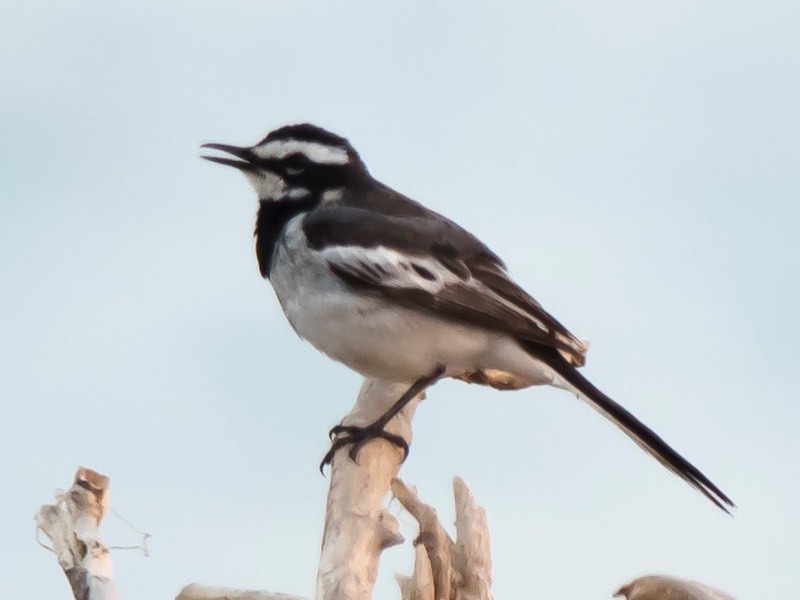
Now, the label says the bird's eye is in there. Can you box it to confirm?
[284,153,310,175]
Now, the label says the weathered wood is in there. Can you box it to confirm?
[391,479,454,600]
[615,575,736,600]
[315,379,422,600]
[35,467,120,600]
[179,380,421,600]
[396,544,435,600]
[174,381,737,600]
[392,477,494,600]
[175,584,308,600]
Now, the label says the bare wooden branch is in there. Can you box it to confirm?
[395,544,435,600]
[174,381,738,600]
[35,467,120,600]
[614,575,737,600]
[179,381,421,600]
[175,584,308,600]
[392,477,494,600]
[315,379,423,600]
[391,479,454,600]
[451,477,492,600]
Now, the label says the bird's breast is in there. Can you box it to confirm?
[267,215,559,389]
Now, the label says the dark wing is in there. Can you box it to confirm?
[302,204,589,366]
[304,204,736,512]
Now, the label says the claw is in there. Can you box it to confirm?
[319,427,409,474]
[317,364,445,475]
[319,437,346,474]
[328,424,345,440]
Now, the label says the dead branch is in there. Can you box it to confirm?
[315,379,422,600]
[175,584,308,600]
[615,575,736,600]
[392,477,493,600]
[35,467,120,600]
[180,379,422,600]
[175,382,737,600]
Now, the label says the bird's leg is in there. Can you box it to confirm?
[319,364,446,473]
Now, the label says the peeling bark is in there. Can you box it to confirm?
[35,467,120,600]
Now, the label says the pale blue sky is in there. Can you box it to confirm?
[2,1,799,598]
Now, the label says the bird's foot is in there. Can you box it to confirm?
[319,424,408,473]
[318,364,446,474]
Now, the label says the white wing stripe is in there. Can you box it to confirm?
[321,245,460,293]
[321,245,550,333]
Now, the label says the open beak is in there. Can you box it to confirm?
[200,143,258,172]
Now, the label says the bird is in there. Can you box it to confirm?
[201,123,734,512]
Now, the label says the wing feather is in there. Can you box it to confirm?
[303,205,589,365]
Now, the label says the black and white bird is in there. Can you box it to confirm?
[202,123,733,512]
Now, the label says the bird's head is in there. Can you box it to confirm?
[201,123,364,203]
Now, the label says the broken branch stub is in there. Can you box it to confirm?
[392,477,494,600]
[175,584,308,600]
[614,575,737,600]
[35,467,120,600]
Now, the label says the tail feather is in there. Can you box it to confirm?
[530,346,735,513]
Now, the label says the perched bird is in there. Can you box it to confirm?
[202,123,733,512]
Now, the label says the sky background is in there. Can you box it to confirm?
[2,1,799,598]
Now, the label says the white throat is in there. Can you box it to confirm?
[245,170,287,200]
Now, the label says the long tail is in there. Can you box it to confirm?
[528,345,735,513]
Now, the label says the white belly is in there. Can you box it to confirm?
[269,216,563,388]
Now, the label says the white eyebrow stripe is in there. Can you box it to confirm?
[253,139,350,165]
